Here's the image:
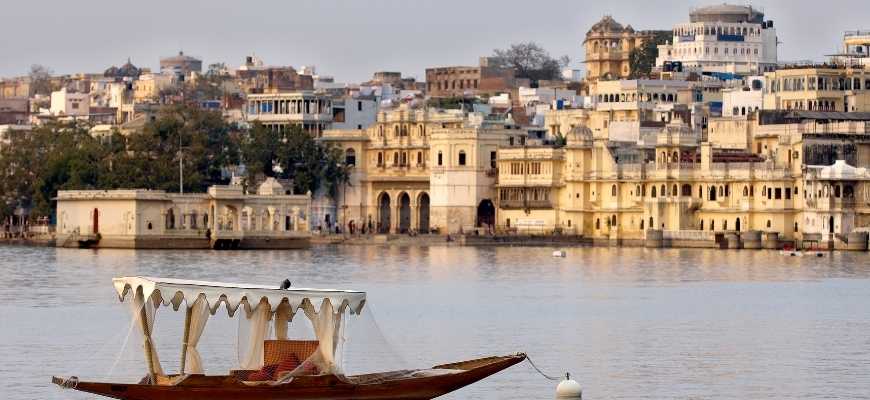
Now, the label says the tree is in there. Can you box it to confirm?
[629,31,672,79]
[239,124,348,198]
[490,42,570,86]
[29,64,54,96]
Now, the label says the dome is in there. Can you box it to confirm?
[104,58,141,78]
[690,3,764,23]
[566,125,593,146]
[587,16,626,35]
[257,177,285,196]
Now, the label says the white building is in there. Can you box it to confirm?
[331,96,378,130]
[245,91,333,136]
[721,75,764,117]
[55,179,311,249]
[50,88,89,117]
[656,4,778,75]
[518,87,580,109]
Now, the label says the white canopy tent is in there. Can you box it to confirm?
[112,276,367,379]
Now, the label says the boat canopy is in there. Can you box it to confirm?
[113,276,367,316]
[113,276,367,378]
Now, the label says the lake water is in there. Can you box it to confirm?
[1,245,869,399]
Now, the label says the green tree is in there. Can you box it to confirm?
[629,31,672,79]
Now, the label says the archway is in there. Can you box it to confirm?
[829,216,834,234]
[735,218,741,232]
[398,193,411,233]
[418,193,430,233]
[378,193,391,234]
[477,199,495,227]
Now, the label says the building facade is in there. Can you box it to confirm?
[55,179,311,249]
[655,4,778,75]
[496,110,870,249]
[319,107,525,234]
[425,58,519,97]
[245,91,333,136]
[583,16,662,82]
[762,66,870,112]
[160,51,203,81]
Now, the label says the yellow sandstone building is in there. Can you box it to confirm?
[496,106,870,250]
[320,106,525,234]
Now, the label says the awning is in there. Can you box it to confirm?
[113,276,366,316]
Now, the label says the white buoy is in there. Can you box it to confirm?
[552,250,567,258]
[556,376,582,398]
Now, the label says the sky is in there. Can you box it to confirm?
[1,0,866,82]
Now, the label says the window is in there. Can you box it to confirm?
[775,188,782,199]
[490,151,497,169]
[377,152,383,166]
[458,151,466,166]
[357,101,363,111]
[611,185,617,197]
[437,151,443,166]
[417,151,423,165]
[345,148,356,166]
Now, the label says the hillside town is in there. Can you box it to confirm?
[2,4,870,251]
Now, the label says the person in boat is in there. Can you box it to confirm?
[53,276,525,400]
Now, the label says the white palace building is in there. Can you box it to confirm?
[656,4,778,75]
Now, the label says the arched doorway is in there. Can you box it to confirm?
[398,193,411,233]
[378,193,391,234]
[829,216,835,234]
[418,193,430,233]
[735,218,741,232]
[477,199,495,227]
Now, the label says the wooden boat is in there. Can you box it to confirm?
[53,354,526,400]
[52,277,525,399]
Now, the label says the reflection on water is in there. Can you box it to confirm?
[1,245,869,399]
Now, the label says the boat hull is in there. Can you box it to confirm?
[53,354,526,400]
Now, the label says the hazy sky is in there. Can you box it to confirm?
[1,0,866,82]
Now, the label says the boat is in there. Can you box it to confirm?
[53,276,526,400]
[779,244,802,257]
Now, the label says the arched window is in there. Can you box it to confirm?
[611,215,617,226]
[458,150,466,166]
[672,184,678,197]
[393,152,399,165]
[596,218,600,229]
[651,186,657,198]
[417,151,423,165]
[611,185,617,196]
[660,184,666,197]
[437,151,443,166]
[377,152,383,166]
[345,148,356,166]
[743,186,749,196]
[766,220,771,228]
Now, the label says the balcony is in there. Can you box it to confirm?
[500,199,553,209]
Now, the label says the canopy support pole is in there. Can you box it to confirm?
[180,306,192,374]
[136,290,158,382]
